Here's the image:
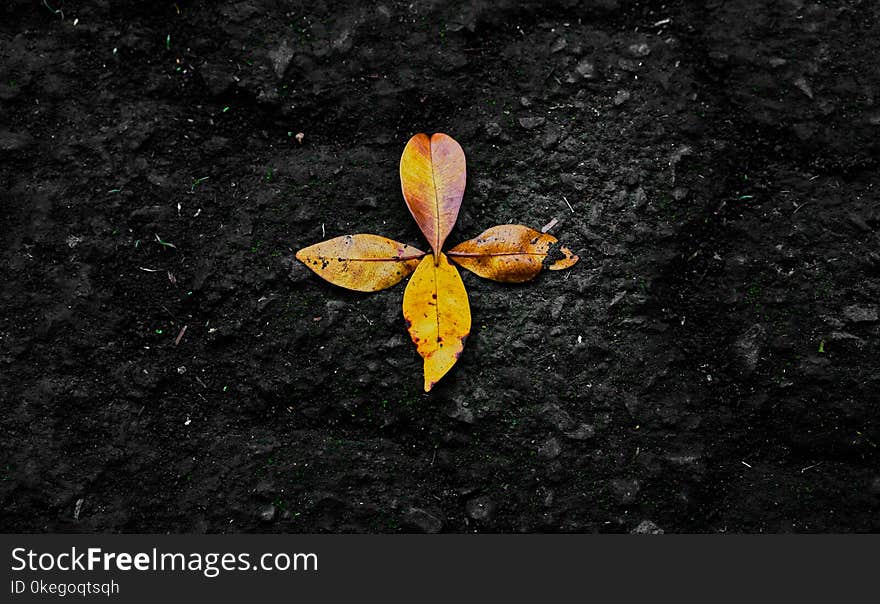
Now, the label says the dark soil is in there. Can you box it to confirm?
[2,0,879,533]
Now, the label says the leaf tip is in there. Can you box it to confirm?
[549,246,579,270]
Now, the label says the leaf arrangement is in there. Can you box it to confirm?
[296,133,578,391]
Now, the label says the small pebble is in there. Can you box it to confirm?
[631,520,664,534]
[518,116,546,130]
[260,505,276,522]
[614,90,631,106]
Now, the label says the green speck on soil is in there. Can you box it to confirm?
[746,282,763,306]
[190,176,209,192]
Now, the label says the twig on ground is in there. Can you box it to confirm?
[42,0,64,19]
[541,217,559,233]
[792,201,810,215]
[174,325,188,346]
[155,234,177,249]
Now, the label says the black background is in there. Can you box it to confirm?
[1,0,878,533]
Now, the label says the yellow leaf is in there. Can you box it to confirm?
[447,224,578,283]
[296,234,424,292]
[402,253,471,391]
[399,133,466,260]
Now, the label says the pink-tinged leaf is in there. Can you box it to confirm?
[399,132,466,260]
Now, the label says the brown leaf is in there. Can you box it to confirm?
[399,133,466,260]
[402,253,471,391]
[296,234,424,292]
[447,224,578,283]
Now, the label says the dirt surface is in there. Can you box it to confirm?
[2,0,879,533]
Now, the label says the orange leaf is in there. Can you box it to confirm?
[447,224,579,283]
[296,234,424,292]
[399,133,466,260]
[402,253,471,392]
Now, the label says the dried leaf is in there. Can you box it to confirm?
[399,133,466,260]
[296,135,577,391]
[296,234,424,292]
[403,253,471,391]
[447,224,578,283]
